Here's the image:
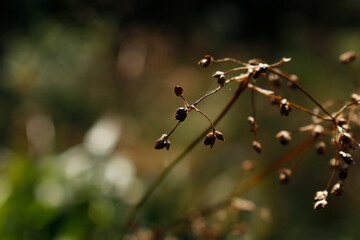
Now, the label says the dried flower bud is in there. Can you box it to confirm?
[247,116,255,125]
[198,55,214,67]
[339,132,354,150]
[287,74,299,90]
[252,140,262,154]
[339,164,348,180]
[204,132,216,148]
[331,181,344,196]
[339,151,354,165]
[154,134,170,150]
[351,93,360,103]
[259,63,268,72]
[275,130,291,145]
[311,125,324,139]
[313,190,328,209]
[212,71,224,78]
[280,99,291,116]
[247,116,258,132]
[278,168,292,184]
[214,130,225,141]
[218,74,226,86]
[268,73,282,88]
[337,117,348,126]
[339,51,356,64]
[175,107,188,122]
[314,199,328,209]
[174,86,183,96]
[316,141,326,156]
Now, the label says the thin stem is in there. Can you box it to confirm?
[167,121,181,138]
[334,99,360,119]
[193,85,222,106]
[122,80,249,236]
[192,106,216,131]
[326,125,340,191]
[214,57,248,66]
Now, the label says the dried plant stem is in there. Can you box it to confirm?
[122,80,249,235]
[166,137,315,233]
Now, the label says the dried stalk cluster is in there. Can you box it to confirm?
[155,51,359,212]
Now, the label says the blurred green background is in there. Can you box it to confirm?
[1,0,360,239]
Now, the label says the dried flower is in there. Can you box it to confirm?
[175,107,188,122]
[217,74,226,86]
[247,116,258,132]
[275,130,291,145]
[331,181,344,196]
[278,168,292,184]
[174,86,183,96]
[214,130,225,141]
[339,151,354,165]
[314,199,328,209]
[212,71,224,78]
[339,51,356,64]
[204,132,216,148]
[313,190,328,209]
[315,141,326,155]
[198,55,214,67]
[154,134,170,150]
[311,125,324,139]
[280,99,291,116]
[252,140,262,154]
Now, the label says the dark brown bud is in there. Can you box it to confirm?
[279,99,291,116]
[339,132,354,150]
[175,107,188,122]
[217,74,226,86]
[214,130,225,141]
[154,134,170,150]
[337,117,348,126]
[204,132,216,148]
[311,125,324,139]
[316,141,326,156]
[331,181,344,196]
[259,63,268,73]
[252,67,262,79]
[339,151,354,165]
[275,130,291,145]
[268,73,282,88]
[174,86,183,96]
[252,140,262,154]
[339,51,356,64]
[198,55,214,67]
[278,168,292,184]
[287,75,299,90]
[339,164,348,180]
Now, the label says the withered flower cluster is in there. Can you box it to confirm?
[154,51,359,210]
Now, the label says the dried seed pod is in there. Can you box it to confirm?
[278,168,292,184]
[204,132,216,148]
[313,190,328,209]
[287,74,299,90]
[154,134,170,150]
[247,116,258,132]
[259,63,268,72]
[311,125,324,139]
[217,74,226,86]
[339,164,348,180]
[198,55,214,67]
[214,130,225,141]
[316,141,326,155]
[339,51,356,64]
[339,132,355,150]
[175,107,188,122]
[339,151,354,165]
[275,130,291,145]
[279,99,291,116]
[331,181,344,196]
[252,140,262,154]
[212,71,224,78]
[174,86,183,96]
[268,73,282,88]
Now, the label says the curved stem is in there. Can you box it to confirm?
[122,80,249,236]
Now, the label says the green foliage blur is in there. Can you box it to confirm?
[1,0,360,239]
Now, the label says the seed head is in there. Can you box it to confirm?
[275,130,291,145]
[278,168,292,184]
[315,141,326,156]
[204,132,216,148]
[198,55,214,67]
[175,107,188,122]
[339,51,356,64]
[154,134,170,150]
[252,140,262,154]
[214,130,225,141]
[339,151,354,165]
[280,99,291,116]
[174,86,183,96]
[217,74,226,86]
